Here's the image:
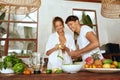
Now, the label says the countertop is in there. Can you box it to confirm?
[0,71,120,80]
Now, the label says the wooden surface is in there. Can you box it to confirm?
[0,71,120,80]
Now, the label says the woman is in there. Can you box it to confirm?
[65,15,103,61]
[45,16,76,70]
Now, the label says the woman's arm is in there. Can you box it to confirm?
[46,44,59,56]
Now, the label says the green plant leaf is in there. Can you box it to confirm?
[82,11,88,24]
[0,11,6,25]
[85,15,93,28]
[81,11,93,28]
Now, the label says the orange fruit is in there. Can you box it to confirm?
[23,69,31,75]
[96,65,103,68]
[92,64,96,68]
[110,64,116,68]
[84,64,89,68]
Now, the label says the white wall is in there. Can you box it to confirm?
[38,0,120,53]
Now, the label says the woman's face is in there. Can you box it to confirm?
[54,21,64,33]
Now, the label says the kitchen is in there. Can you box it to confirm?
[0,0,120,80]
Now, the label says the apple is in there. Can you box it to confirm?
[85,57,94,65]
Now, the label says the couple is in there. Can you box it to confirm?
[45,15,103,70]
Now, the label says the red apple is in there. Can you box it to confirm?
[85,57,94,65]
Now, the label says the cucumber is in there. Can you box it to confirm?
[103,59,113,64]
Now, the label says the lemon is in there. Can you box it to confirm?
[52,68,59,73]
[58,44,62,49]
[103,64,111,68]
[113,61,118,67]
[55,69,63,74]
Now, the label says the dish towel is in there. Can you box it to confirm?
[47,50,73,70]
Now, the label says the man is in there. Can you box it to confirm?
[65,15,103,61]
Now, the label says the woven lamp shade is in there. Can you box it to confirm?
[0,0,41,14]
[101,0,120,19]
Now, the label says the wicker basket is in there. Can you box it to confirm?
[101,0,120,19]
[0,0,41,14]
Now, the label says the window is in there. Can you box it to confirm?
[0,4,38,57]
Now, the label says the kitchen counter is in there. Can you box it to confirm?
[0,71,120,80]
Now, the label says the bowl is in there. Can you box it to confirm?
[62,62,84,73]
[0,68,14,74]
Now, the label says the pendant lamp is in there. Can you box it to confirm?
[0,0,41,14]
[101,0,120,19]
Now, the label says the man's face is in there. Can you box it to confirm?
[67,20,77,32]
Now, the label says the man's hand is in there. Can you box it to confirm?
[69,50,81,58]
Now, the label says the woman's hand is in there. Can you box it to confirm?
[46,44,59,56]
[54,44,59,50]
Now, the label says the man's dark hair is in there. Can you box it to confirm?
[65,15,79,24]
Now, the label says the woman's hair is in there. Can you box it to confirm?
[53,16,64,27]
[65,15,79,24]
[52,16,64,32]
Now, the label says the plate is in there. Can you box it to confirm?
[84,68,120,73]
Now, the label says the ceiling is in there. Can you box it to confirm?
[67,0,101,3]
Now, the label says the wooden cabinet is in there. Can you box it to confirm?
[0,4,38,57]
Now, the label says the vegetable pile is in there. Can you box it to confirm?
[0,55,26,73]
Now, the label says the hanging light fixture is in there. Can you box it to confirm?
[101,0,120,19]
[0,0,41,14]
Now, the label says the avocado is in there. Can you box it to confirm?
[103,59,113,64]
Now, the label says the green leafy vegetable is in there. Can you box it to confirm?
[0,55,26,73]
[12,63,25,73]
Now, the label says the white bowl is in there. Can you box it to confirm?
[62,62,84,73]
[0,68,14,74]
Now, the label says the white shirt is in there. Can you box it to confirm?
[45,32,76,69]
[77,25,103,61]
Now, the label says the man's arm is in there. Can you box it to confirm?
[69,31,100,57]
